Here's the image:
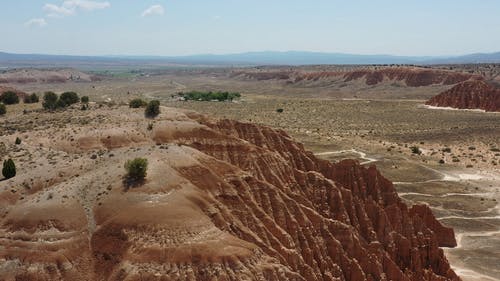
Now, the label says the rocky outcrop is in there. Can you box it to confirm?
[232,67,480,87]
[425,80,500,112]
[0,107,459,280]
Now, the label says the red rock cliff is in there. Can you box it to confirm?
[0,108,459,280]
[425,80,500,112]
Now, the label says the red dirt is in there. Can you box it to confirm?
[426,80,500,112]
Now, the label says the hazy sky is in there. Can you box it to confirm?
[1,0,499,56]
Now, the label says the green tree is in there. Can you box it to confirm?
[42,92,59,110]
[2,159,16,179]
[0,103,5,115]
[124,158,148,180]
[0,91,20,105]
[59,92,80,106]
[145,100,160,118]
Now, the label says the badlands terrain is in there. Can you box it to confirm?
[1,65,499,280]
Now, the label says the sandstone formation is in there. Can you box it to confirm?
[232,67,479,87]
[425,80,500,112]
[0,107,459,280]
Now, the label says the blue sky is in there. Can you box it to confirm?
[1,0,499,56]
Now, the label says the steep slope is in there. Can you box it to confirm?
[0,106,458,280]
[425,80,500,112]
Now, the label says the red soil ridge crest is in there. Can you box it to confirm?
[0,108,459,280]
[426,80,500,112]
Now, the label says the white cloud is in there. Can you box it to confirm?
[64,0,110,11]
[43,0,110,17]
[44,3,74,17]
[142,5,164,17]
[25,18,48,27]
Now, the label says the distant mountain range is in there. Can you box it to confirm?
[1,50,500,69]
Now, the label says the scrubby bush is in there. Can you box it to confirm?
[0,103,5,115]
[145,100,160,118]
[81,96,89,103]
[59,92,80,106]
[276,108,284,113]
[24,93,39,104]
[15,137,21,145]
[2,159,16,179]
[439,159,445,164]
[42,91,59,110]
[129,98,147,108]
[410,146,422,155]
[124,158,148,180]
[0,91,20,105]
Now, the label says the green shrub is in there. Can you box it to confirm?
[2,159,16,179]
[24,93,39,104]
[42,92,59,110]
[129,98,147,108]
[442,147,451,153]
[15,137,21,145]
[0,91,20,105]
[59,92,80,106]
[0,103,5,115]
[410,146,422,155]
[81,96,89,103]
[439,159,445,164]
[276,108,284,113]
[178,91,241,102]
[124,158,148,180]
[145,100,160,118]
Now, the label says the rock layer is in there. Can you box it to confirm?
[0,107,459,280]
[425,80,500,112]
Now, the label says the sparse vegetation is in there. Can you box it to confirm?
[24,93,39,104]
[81,96,89,103]
[42,91,59,110]
[2,159,16,179]
[43,91,81,110]
[178,91,241,102]
[15,137,21,145]
[145,100,160,118]
[0,103,5,115]
[0,91,20,105]
[124,158,148,180]
[276,108,284,113]
[129,98,147,108]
